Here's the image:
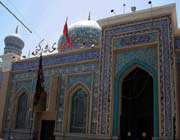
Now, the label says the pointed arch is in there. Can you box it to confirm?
[64,82,91,134]
[11,86,30,129]
[15,92,28,129]
[113,61,158,137]
[15,86,29,97]
[67,82,90,96]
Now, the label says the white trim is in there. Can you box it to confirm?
[98,3,177,28]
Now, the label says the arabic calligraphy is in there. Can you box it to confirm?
[32,39,56,56]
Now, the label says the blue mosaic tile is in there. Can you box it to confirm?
[99,16,175,136]
[0,72,3,88]
[67,73,93,90]
[58,23,101,52]
[116,47,157,73]
[175,37,180,49]
[12,50,99,71]
[113,32,158,48]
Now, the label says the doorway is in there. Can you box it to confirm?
[40,120,55,140]
[120,67,154,140]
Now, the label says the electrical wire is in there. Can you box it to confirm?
[3,0,52,46]
[0,0,32,33]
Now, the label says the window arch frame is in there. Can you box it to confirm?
[64,82,91,134]
[13,87,30,130]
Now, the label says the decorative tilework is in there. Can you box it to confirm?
[13,72,36,81]
[0,72,3,88]
[99,16,175,137]
[175,37,180,49]
[5,72,53,130]
[4,12,177,140]
[70,89,88,133]
[11,61,99,134]
[66,73,93,90]
[4,79,32,130]
[14,80,33,94]
[59,28,101,52]
[15,93,28,129]
[12,50,99,71]
[113,32,158,48]
[58,20,101,52]
[55,63,99,134]
[115,47,157,73]
[90,71,99,134]
[113,47,158,136]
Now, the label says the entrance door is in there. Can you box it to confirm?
[40,120,55,140]
[120,68,154,140]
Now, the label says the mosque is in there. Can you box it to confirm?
[0,3,180,140]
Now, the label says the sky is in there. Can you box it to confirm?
[0,0,179,56]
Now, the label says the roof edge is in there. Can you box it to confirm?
[98,3,177,28]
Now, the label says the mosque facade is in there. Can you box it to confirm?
[0,3,180,140]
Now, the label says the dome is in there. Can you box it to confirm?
[4,34,24,55]
[58,20,101,53]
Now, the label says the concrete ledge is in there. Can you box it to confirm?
[3,129,31,140]
[54,132,111,140]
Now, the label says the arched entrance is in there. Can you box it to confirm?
[120,67,154,140]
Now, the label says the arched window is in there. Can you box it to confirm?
[15,93,28,129]
[70,89,88,133]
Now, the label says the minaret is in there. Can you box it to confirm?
[0,26,25,137]
[2,26,24,71]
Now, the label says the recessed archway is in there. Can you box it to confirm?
[120,67,154,139]
[113,61,159,139]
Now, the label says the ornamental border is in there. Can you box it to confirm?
[99,15,175,137]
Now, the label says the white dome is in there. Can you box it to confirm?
[69,20,101,30]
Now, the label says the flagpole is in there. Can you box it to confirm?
[31,52,47,140]
[66,17,68,22]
